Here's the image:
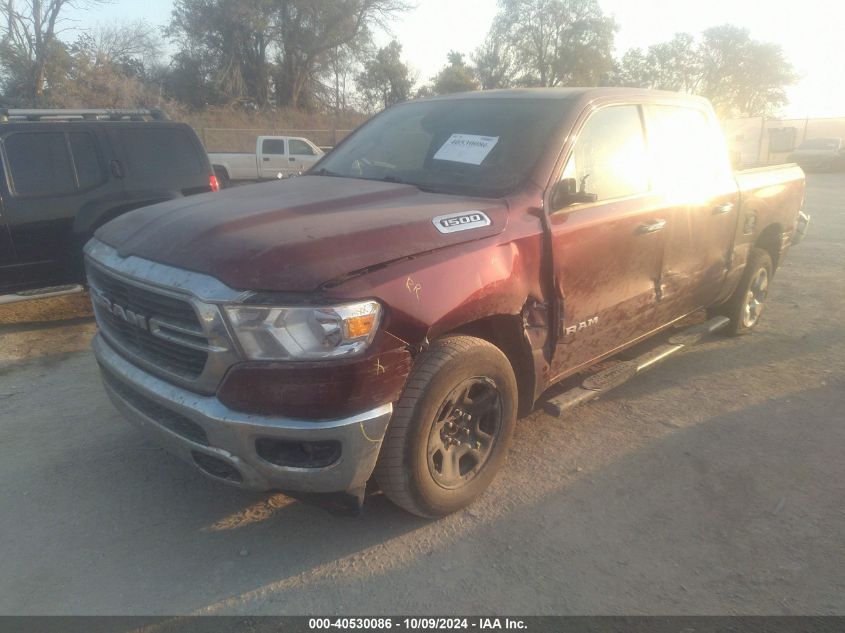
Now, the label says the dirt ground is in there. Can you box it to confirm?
[1,174,843,616]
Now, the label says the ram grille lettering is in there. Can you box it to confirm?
[91,287,149,331]
[432,211,492,234]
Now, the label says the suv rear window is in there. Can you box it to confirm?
[114,127,204,178]
[3,132,76,196]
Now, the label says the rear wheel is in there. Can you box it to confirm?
[713,247,773,336]
[374,336,517,518]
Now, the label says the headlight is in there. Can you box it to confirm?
[224,300,382,360]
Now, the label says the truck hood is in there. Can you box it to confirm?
[95,176,508,292]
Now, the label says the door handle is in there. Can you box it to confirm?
[712,202,734,215]
[262,157,270,162]
[289,157,296,162]
[636,219,667,234]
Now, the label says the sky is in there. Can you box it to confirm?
[65,0,845,118]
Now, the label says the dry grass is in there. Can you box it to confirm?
[161,103,369,151]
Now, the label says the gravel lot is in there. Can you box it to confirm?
[1,174,843,616]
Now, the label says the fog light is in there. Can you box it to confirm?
[256,439,341,468]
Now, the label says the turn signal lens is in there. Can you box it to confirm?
[345,313,377,338]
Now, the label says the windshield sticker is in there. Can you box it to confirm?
[432,211,492,234]
[433,134,499,165]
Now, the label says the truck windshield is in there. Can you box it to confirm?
[309,98,567,197]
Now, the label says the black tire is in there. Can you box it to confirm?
[712,247,773,336]
[374,335,518,518]
[213,167,230,189]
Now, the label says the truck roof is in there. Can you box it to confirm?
[420,86,706,105]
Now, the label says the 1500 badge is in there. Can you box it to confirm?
[432,211,491,234]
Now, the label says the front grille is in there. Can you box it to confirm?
[88,265,208,379]
[101,367,209,446]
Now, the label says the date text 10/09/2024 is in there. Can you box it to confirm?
[308,618,528,630]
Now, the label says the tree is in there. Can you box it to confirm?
[273,0,410,109]
[167,0,275,107]
[611,26,797,117]
[485,0,617,88]
[355,39,412,111]
[698,25,796,117]
[471,29,516,90]
[47,21,163,108]
[431,50,479,94]
[612,33,700,92]
[0,0,106,104]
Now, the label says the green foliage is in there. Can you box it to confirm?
[0,0,798,122]
[477,0,617,88]
[355,40,413,112]
[431,51,479,95]
[612,26,797,117]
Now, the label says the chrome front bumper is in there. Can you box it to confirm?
[93,334,393,494]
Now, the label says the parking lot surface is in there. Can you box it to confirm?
[1,174,843,616]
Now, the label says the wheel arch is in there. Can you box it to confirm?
[754,223,784,272]
[447,313,537,418]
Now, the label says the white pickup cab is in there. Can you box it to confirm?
[208,136,324,185]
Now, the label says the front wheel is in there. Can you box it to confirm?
[713,247,773,336]
[374,336,517,518]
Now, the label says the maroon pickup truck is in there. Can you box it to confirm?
[85,88,808,517]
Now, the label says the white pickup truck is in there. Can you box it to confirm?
[208,136,324,186]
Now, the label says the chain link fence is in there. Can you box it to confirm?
[197,128,354,153]
[724,116,845,168]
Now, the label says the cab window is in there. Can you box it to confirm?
[288,139,315,156]
[262,139,286,155]
[560,105,650,203]
[644,104,731,198]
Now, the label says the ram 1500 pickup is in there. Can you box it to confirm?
[86,88,808,517]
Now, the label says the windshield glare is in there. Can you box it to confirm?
[311,98,567,197]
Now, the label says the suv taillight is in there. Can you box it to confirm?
[209,174,220,192]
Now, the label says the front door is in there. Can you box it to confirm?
[548,104,668,380]
[287,138,320,175]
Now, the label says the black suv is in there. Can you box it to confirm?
[0,109,218,299]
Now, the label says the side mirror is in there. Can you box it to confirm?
[551,177,598,211]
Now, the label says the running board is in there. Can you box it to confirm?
[0,284,84,305]
[543,316,730,418]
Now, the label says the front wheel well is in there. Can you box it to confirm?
[448,314,536,418]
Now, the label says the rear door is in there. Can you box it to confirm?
[106,123,212,203]
[0,125,118,290]
[643,104,739,320]
[258,138,288,179]
[548,104,668,379]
